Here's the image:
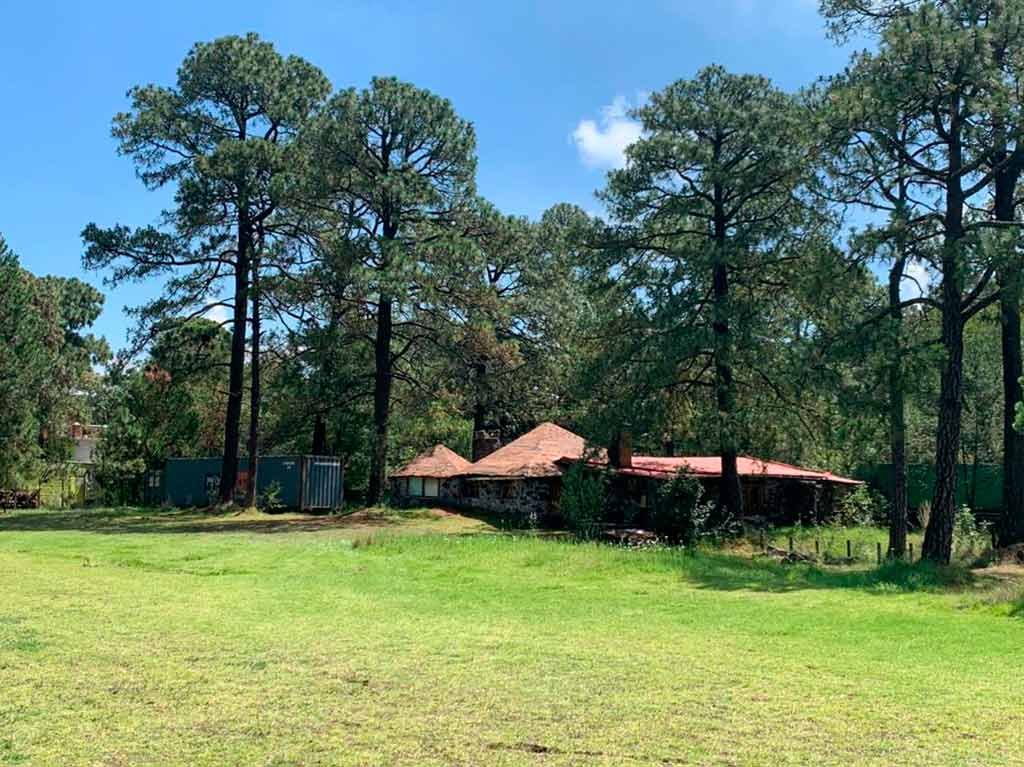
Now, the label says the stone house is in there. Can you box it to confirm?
[390,423,591,521]
[588,454,863,525]
[457,422,595,521]
[389,422,862,523]
[389,444,471,506]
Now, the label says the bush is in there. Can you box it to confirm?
[259,481,285,511]
[653,470,712,545]
[835,485,887,527]
[953,505,992,564]
[560,462,607,539]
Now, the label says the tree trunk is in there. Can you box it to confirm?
[244,255,261,509]
[923,104,966,566]
[367,294,393,506]
[994,162,1024,545]
[712,172,743,522]
[312,414,327,455]
[712,261,743,520]
[887,259,909,558]
[219,208,250,506]
[1000,275,1024,544]
[924,224,966,563]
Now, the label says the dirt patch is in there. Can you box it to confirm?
[976,562,1024,581]
[0,506,489,538]
[993,544,1024,567]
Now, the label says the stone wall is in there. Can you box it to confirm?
[460,478,558,523]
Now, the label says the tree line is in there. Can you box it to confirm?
[3,2,1024,565]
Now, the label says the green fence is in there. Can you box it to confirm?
[857,463,1003,511]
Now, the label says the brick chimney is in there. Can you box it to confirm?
[608,430,633,469]
[472,429,501,462]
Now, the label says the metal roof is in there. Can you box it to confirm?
[602,456,863,485]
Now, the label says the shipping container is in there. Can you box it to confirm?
[162,455,344,510]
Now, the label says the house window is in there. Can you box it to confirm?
[424,478,440,498]
[409,477,424,496]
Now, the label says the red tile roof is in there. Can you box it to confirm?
[607,456,862,485]
[391,444,472,479]
[463,422,599,478]
[392,425,861,486]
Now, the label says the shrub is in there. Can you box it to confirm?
[653,470,712,545]
[953,505,992,564]
[560,462,607,540]
[259,481,285,511]
[835,485,887,527]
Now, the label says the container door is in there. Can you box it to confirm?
[301,457,344,510]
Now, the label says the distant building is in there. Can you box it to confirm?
[390,422,862,524]
[69,422,105,465]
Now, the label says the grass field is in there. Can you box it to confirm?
[2,507,1023,766]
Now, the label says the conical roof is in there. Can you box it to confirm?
[465,422,593,478]
[391,444,472,478]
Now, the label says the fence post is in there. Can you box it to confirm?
[815,538,820,558]
[908,542,914,561]
[847,539,852,560]
[876,541,882,565]
[760,529,766,553]
[789,535,794,555]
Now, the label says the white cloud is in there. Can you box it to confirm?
[571,95,644,171]
[901,260,932,301]
[204,304,232,325]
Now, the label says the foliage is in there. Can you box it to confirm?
[653,470,712,544]
[93,397,147,505]
[301,75,479,503]
[820,0,1024,563]
[83,33,331,337]
[559,461,607,539]
[0,236,106,488]
[82,33,332,504]
[89,320,232,475]
[835,485,889,527]
[953,505,993,563]
[23,16,1024,556]
[259,481,285,511]
[584,65,842,517]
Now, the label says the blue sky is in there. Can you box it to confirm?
[1,0,858,348]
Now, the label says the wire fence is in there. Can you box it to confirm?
[756,530,918,565]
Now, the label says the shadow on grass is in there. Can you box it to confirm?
[675,549,979,595]
[3,508,1017,603]
[0,506,447,536]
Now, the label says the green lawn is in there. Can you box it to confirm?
[2,508,1023,766]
